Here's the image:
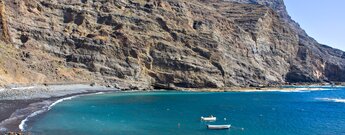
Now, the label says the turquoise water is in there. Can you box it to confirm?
[27,87,345,135]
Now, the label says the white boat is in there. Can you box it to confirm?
[207,124,231,130]
[201,116,216,121]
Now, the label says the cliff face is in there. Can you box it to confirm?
[0,0,344,89]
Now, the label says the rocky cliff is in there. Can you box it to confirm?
[0,0,344,89]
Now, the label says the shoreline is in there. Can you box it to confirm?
[0,84,343,134]
[0,84,118,134]
[179,85,344,92]
[19,91,110,132]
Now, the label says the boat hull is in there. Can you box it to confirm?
[201,117,216,121]
[207,125,231,130]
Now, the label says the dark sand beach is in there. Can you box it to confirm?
[0,84,118,133]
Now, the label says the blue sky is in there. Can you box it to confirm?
[285,0,345,51]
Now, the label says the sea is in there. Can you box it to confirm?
[24,86,345,135]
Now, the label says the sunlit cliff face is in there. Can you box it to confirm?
[0,0,344,88]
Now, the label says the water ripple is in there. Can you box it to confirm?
[316,98,345,103]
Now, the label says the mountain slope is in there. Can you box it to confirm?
[0,0,343,89]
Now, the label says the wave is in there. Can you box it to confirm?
[19,92,107,131]
[11,86,35,90]
[47,95,79,110]
[316,98,345,103]
[276,90,311,93]
[19,108,47,131]
[239,87,341,93]
[240,89,311,93]
[19,95,79,131]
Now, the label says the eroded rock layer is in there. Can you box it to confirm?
[0,0,344,89]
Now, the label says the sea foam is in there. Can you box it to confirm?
[11,86,35,90]
[316,98,345,103]
[19,108,47,131]
[241,89,311,93]
[47,95,79,110]
[240,87,336,93]
[19,92,106,131]
[19,95,79,131]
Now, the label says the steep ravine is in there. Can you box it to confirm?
[0,0,344,89]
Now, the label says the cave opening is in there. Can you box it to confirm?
[20,35,29,43]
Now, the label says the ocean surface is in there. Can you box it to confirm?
[25,87,345,135]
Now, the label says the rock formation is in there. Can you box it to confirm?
[0,0,344,89]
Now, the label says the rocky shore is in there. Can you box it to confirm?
[0,84,118,134]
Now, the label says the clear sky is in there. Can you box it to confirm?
[285,0,345,51]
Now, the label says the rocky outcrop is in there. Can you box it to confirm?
[0,0,344,89]
[0,0,9,42]
[225,0,345,83]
